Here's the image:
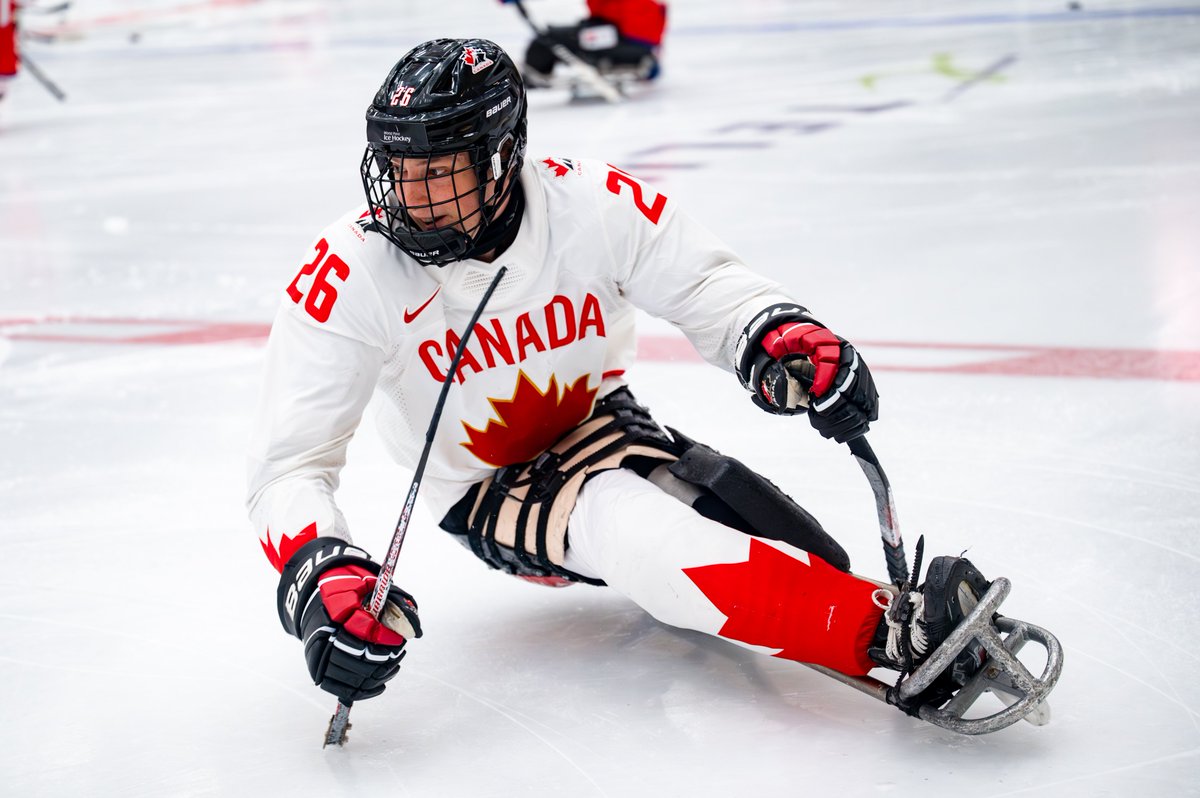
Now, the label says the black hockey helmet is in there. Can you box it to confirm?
[361,38,528,266]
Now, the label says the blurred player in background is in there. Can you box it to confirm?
[502,0,666,88]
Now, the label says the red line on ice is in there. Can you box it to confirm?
[2,318,1198,382]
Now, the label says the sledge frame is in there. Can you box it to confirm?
[807,577,1064,735]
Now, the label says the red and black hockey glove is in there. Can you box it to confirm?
[277,538,422,704]
[735,303,879,443]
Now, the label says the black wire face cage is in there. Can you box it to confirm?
[361,135,519,267]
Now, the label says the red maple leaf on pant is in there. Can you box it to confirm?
[684,539,883,675]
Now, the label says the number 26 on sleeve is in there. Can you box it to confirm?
[286,238,349,323]
[605,165,667,225]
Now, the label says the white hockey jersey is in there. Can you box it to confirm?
[247,155,796,570]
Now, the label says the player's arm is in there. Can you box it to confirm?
[594,163,790,366]
[733,304,878,442]
[247,245,420,704]
[246,309,382,563]
[596,163,878,442]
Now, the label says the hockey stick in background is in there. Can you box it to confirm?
[846,435,909,586]
[508,0,622,103]
[324,265,509,748]
[19,51,67,101]
[22,1,72,13]
[13,2,72,97]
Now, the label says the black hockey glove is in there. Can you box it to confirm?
[277,537,422,704]
[735,303,879,443]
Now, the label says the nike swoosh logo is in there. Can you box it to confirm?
[403,286,441,324]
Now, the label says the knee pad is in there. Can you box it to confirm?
[438,390,850,583]
[652,429,851,572]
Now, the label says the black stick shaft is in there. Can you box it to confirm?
[510,0,536,28]
[847,436,909,586]
[369,266,508,612]
[325,266,508,747]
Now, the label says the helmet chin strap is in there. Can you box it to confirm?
[466,178,525,262]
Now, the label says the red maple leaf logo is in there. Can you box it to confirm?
[462,371,598,467]
[684,539,882,675]
[542,157,570,178]
[462,46,494,73]
[260,522,318,573]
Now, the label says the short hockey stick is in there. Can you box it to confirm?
[17,51,67,102]
[509,0,622,103]
[816,439,1063,733]
[324,265,509,747]
[778,357,907,584]
[846,435,909,587]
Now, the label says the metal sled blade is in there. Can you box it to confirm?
[806,577,1064,735]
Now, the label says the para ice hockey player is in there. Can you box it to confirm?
[501,0,666,88]
[247,38,1001,724]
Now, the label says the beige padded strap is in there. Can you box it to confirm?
[467,413,676,566]
[540,444,674,563]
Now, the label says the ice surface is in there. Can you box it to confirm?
[2,1,1199,795]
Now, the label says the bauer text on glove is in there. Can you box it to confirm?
[277,537,422,703]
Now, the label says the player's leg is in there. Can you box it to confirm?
[522,24,580,86]
[563,468,885,675]
[565,467,995,699]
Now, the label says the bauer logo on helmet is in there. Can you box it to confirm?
[486,96,513,118]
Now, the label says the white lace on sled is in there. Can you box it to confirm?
[873,588,929,664]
